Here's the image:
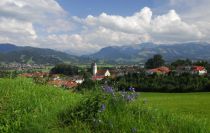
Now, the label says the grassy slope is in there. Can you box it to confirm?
[139,93,210,129]
[0,78,82,132]
[0,78,209,133]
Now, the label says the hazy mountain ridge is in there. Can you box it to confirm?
[0,44,80,65]
[1,42,210,65]
[86,42,210,63]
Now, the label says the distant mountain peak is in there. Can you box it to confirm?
[84,42,210,64]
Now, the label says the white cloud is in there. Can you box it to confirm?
[44,34,100,55]
[0,17,37,45]
[79,7,152,34]
[0,0,209,55]
[0,0,65,22]
[70,7,204,53]
[0,0,73,46]
[151,10,204,43]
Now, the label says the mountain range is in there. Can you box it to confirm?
[1,42,210,65]
[0,44,81,65]
[87,42,210,64]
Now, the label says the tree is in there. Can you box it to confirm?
[171,59,192,67]
[193,60,208,67]
[50,63,79,76]
[145,54,165,69]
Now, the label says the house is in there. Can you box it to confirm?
[175,66,191,75]
[63,81,78,88]
[92,75,106,81]
[191,66,207,76]
[92,70,111,81]
[51,74,60,80]
[48,80,64,87]
[175,66,207,76]
[97,70,111,77]
[92,62,111,80]
[70,75,84,84]
[32,72,48,77]
[19,72,48,78]
[146,66,170,75]
[48,80,78,88]
[19,73,33,78]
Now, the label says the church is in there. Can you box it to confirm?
[91,62,111,80]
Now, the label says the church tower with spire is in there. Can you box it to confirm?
[92,62,97,76]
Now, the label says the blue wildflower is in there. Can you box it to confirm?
[100,104,106,112]
[103,86,115,96]
[131,128,137,133]
[129,87,135,92]
[126,95,133,102]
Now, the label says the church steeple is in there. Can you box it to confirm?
[92,62,97,76]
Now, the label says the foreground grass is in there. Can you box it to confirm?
[0,78,82,132]
[139,93,210,129]
[0,78,209,132]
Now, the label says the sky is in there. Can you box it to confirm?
[0,0,210,55]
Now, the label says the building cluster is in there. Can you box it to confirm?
[0,63,46,71]
[91,63,208,81]
[146,65,207,76]
[91,63,144,80]
[19,72,84,89]
[18,62,208,89]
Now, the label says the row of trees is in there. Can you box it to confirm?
[145,54,210,72]
[108,73,210,92]
[50,64,79,76]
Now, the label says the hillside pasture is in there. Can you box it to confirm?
[0,78,209,132]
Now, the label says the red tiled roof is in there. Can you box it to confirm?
[63,81,78,88]
[32,72,48,77]
[158,66,170,73]
[148,69,162,73]
[96,70,108,76]
[148,66,170,73]
[48,80,64,87]
[19,73,33,77]
[48,80,78,88]
[193,66,205,71]
[92,75,105,80]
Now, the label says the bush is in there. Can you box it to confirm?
[113,73,210,92]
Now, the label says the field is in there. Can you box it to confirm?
[0,78,209,132]
[139,93,210,129]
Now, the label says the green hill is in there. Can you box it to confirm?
[0,78,208,132]
[0,44,80,65]
[0,78,82,132]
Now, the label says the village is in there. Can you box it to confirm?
[18,61,208,90]
[0,63,48,71]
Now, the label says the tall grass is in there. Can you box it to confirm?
[0,78,82,132]
[58,86,208,133]
[0,78,208,132]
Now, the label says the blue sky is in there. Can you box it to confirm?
[57,0,159,17]
[0,0,210,55]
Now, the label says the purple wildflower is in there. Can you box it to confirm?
[100,104,106,112]
[103,86,115,96]
[131,128,137,133]
[126,95,133,102]
[129,87,135,92]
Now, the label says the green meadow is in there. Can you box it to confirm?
[0,78,209,132]
[139,93,210,129]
